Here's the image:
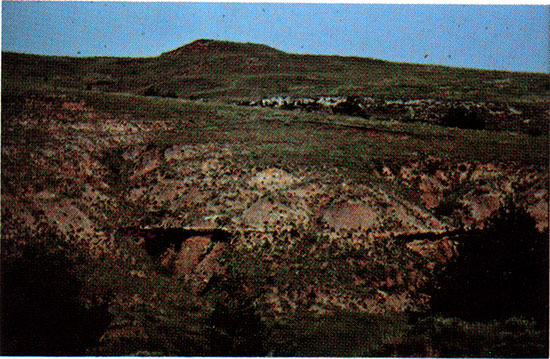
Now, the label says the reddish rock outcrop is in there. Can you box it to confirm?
[174,236,212,279]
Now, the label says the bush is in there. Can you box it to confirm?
[205,241,270,356]
[433,194,462,218]
[440,106,486,129]
[98,147,132,193]
[143,85,177,98]
[430,200,548,328]
[332,96,365,117]
[207,292,269,356]
[1,227,111,355]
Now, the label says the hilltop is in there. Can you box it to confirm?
[160,39,286,58]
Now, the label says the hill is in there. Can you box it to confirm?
[3,39,549,104]
[1,39,549,356]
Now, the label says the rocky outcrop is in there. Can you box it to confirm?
[374,157,548,230]
[240,96,545,133]
[173,236,212,279]
[121,227,229,292]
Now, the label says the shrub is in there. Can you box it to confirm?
[1,227,111,355]
[440,106,486,130]
[208,295,269,356]
[332,96,365,117]
[203,241,270,356]
[143,85,178,98]
[430,200,548,328]
[97,147,132,193]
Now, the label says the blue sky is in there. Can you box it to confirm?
[2,2,549,73]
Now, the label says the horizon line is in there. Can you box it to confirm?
[3,38,548,75]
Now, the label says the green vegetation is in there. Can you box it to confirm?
[208,289,270,356]
[4,83,547,174]
[269,311,409,357]
[97,147,133,194]
[407,201,549,357]
[0,226,111,355]
[430,200,549,326]
[377,316,548,358]
[3,39,549,108]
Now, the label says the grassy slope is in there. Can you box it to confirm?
[4,83,546,169]
[3,39,549,106]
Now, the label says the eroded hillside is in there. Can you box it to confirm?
[2,40,549,356]
[2,85,548,355]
